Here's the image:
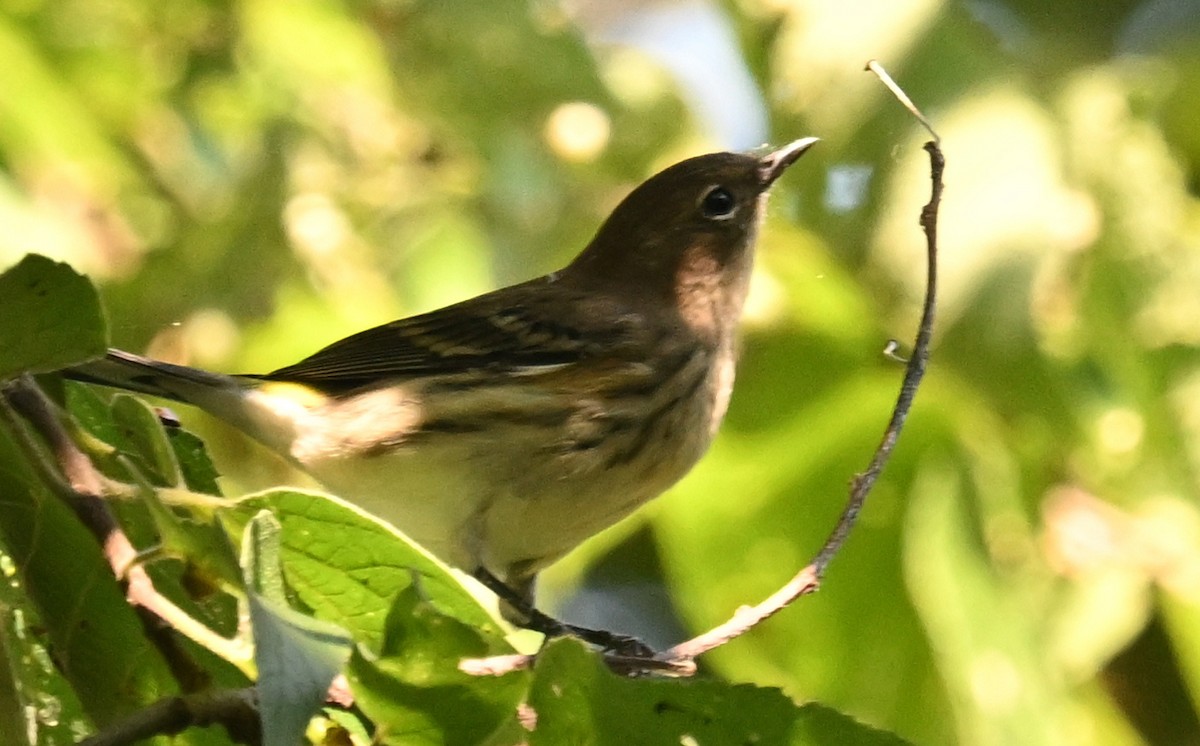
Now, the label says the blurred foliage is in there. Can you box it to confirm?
[0,0,1199,743]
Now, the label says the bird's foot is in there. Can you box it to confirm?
[473,568,656,658]
[550,620,656,659]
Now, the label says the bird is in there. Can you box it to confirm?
[65,137,818,623]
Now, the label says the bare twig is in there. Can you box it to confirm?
[660,142,940,665]
[865,59,940,145]
[78,687,260,746]
[458,654,535,677]
[658,69,942,666]
[461,61,943,677]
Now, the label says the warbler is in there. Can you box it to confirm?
[67,137,818,609]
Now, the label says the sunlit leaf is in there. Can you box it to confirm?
[220,489,505,649]
[0,255,105,380]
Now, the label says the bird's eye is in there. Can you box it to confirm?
[699,186,737,220]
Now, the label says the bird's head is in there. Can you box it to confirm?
[563,137,818,333]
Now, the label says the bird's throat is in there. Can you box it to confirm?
[673,241,754,344]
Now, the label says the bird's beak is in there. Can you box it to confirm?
[758,136,819,187]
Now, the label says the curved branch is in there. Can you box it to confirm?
[659,136,942,666]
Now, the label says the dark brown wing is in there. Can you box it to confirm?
[256,278,634,394]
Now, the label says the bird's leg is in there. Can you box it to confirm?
[472,568,656,658]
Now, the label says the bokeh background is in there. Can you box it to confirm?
[2,0,1200,743]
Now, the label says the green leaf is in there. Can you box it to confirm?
[0,628,24,746]
[0,556,92,746]
[220,489,505,649]
[65,382,127,453]
[129,471,243,595]
[521,639,908,745]
[82,382,222,496]
[790,703,916,746]
[241,509,288,604]
[63,383,240,592]
[166,427,223,496]
[110,393,184,486]
[243,511,353,746]
[346,588,528,745]
[0,255,106,381]
[249,595,352,745]
[376,586,495,663]
[0,464,180,728]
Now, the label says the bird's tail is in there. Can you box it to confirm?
[64,349,246,406]
[64,350,304,457]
